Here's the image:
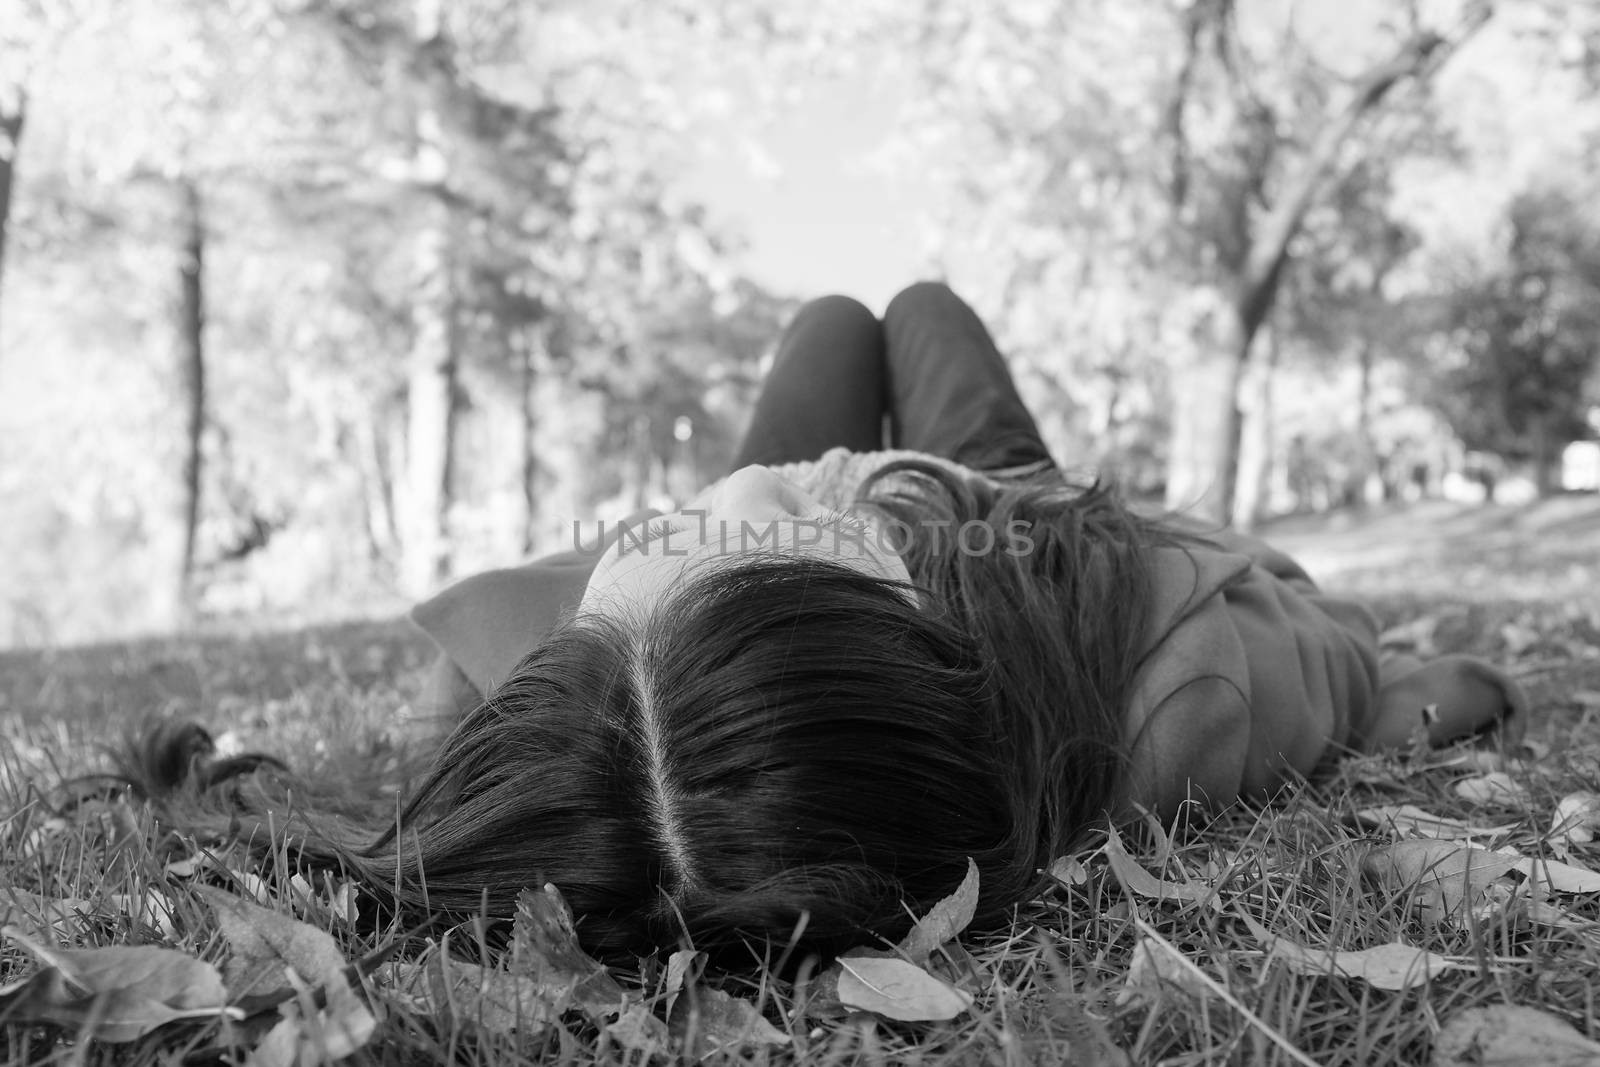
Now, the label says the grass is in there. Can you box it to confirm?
[4,497,1600,1065]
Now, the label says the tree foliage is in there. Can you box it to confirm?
[1434,189,1600,488]
[0,0,1595,644]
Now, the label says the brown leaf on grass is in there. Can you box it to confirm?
[1520,898,1595,931]
[244,1005,303,1067]
[1363,840,1520,923]
[1433,1004,1600,1066]
[1049,856,1089,886]
[194,885,374,1059]
[607,1002,671,1056]
[1243,917,1456,991]
[1,888,176,940]
[835,955,974,1021]
[379,956,558,1037]
[682,986,791,1055]
[662,949,790,1057]
[802,859,982,1022]
[1102,825,1216,908]
[1511,853,1600,894]
[661,948,702,1020]
[1,891,95,936]
[896,857,979,966]
[1114,935,1212,1006]
[0,925,234,1042]
[1279,941,1456,990]
[511,883,624,1020]
[1453,773,1529,806]
[1355,804,1515,840]
[1550,792,1600,847]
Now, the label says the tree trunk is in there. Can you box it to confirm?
[1164,5,1492,524]
[1165,297,1250,520]
[519,324,548,556]
[1231,316,1281,531]
[399,197,457,596]
[175,179,207,624]
[353,406,399,565]
[1350,332,1377,507]
[0,83,26,354]
[1532,422,1559,498]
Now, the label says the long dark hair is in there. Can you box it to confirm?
[134,460,1159,961]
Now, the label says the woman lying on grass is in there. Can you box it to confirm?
[144,281,1527,964]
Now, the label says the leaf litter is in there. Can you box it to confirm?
[0,925,237,1042]
[195,884,376,1061]
[1433,1004,1600,1066]
[807,858,982,1023]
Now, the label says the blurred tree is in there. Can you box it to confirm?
[1434,188,1600,495]
[15,0,263,623]
[1231,157,1423,526]
[0,81,23,337]
[883,0,1490,523]
[1156,0,1490,523]
[0,0,93,360]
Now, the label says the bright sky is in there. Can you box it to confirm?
[673,0,1395,314]
[678,71,931,314]
[673,0,1536,315]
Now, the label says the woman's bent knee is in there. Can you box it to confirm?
[792,293,878,328]
[884,280,962,322]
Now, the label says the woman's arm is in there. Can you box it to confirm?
[1363,653,1528,751]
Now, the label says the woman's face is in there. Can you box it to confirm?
[579,464,912,617]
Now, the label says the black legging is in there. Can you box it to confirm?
[732,282,1055,473]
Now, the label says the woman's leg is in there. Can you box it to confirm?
[732,295,887,469]
[881,281,1054,471]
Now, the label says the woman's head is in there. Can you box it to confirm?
[392,555,1027,960]
[144,461,1154,964]
[382,461,1155,960]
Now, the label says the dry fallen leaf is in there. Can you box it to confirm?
[1,888,176,940]
[1244,917,1456,991]
[1519,898,1594,931]
[511,883,625,1020]
[607,1001,671,1056]
[245,1003,303,1067]
[897,858,979,966]
[381,955,560,1037]
[1363,840,1520,923]
[803,860,982,1023]
[661,949,790,1057]
[0,925,235,1042]
[1511,853,1600,894]
[1,891,96,937]
[1115,935,1212,1006]
[1049,856,1089,886]
[1453,773,1529,806]
[1551,792,1600,847]
[195,885,375,1060]
[1433,1004,1600,1066]
[1355,804,1515,840]
[1102,826,1216,908]
[836,955,973,1021]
